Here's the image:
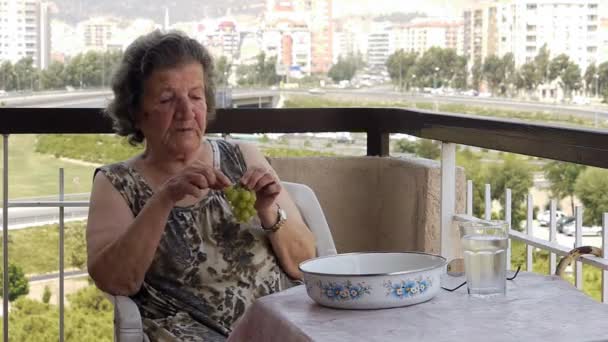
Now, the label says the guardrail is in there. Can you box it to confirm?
[2,106,608,341]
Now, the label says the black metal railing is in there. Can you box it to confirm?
[2,107,607,167]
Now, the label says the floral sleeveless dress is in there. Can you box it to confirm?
[97,139,289,341]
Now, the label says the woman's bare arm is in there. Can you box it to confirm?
[238,142,316,279]
[86,172,174,295]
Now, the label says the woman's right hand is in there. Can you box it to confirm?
[158,162,232,204]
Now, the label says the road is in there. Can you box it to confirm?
[287,87,608,120]
[4,88,608,120]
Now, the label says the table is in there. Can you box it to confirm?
[228,272,608,342]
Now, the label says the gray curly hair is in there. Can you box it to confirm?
[105,30,216,145]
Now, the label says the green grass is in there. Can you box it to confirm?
[5,222,86,276]
[511,240,601,301]
[0,135,98,199]
[285,95,607,130]
[261,147,336,157]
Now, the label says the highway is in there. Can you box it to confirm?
[3,88,608,120]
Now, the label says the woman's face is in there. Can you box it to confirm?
[137,61,208,157]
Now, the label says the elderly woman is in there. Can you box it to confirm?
[86,30,316,341]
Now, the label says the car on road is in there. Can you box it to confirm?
[558,216,602,236]
[308,87,325,95]
[538,210,567,226]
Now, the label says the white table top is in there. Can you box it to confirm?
[228,272,608,342]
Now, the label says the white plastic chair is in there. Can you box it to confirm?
[107,181,336,341]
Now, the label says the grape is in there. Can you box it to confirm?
[224,185,257,223]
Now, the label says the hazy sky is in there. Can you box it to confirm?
[333,0,608,18]
[333,0,475,18]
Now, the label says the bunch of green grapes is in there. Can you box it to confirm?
[224,185,257,223]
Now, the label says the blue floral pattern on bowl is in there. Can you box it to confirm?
[383,277,433,299]
[318,280,372,301]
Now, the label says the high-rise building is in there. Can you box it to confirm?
[600,18,608,64]
[264,0,312,75]
[310,0,332,73]
[0,0,51,69]
[78,17,117,51]
[367,30,392,69]
[464,0,600,72]
[507,0,600,71]
[393,19,464,56]
[463,1,500,64]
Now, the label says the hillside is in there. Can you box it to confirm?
[51,0,266,23]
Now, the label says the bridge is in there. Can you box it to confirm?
[2,88,280,109]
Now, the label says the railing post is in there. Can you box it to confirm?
[575,206,583,290]
[505,189,512,271]
[466,180,473,216]
[484,184,491,220]
[59,168,65,342]
[440,142,456,259]
[549,200,557,275]
[366,131,389,156]
[602,213,608,303]
[2,134,8,342]
[526,194,533,272]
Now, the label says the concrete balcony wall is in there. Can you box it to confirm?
[270,156,466,255]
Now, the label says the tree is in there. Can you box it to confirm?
[543,161,586,215]
[452,56,468,90]
[394,139,417,154]
[393,138,440,159]
[416,139,440,159]
[13,57,37,91]
[549,54,581,99]
[487,155,534,230]
[42,286,51,304]
[534,44,550,84]
[0,262,29,301]
[471,57,482,91]
[548,54,570,82]
[215,55,231,86]
[584,63,598,96]
[561,62,582,98]
[482,55,503,94]
[515,62,539,95]
[501,53,516,96]
[328,55,358,83]
[66,224,87,269]
[412,47,460,89]
[6,285,113,341]
[385,50,417,90]
[575,168,608,226]
[457,148,486,218]
[599,61,608,103]
[0,61,15,90]
[40,61,66,90]
[255,52,280,86]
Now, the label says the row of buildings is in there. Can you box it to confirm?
[0,0,607,80]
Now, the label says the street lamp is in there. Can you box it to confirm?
[433,67,440,89]
[594,73,599,98]
[411,74,416,92]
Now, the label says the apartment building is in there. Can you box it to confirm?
[0,0,50,69]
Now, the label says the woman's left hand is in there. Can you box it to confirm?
[240,166,282,212]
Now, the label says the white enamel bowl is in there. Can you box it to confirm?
[299,252,447,309]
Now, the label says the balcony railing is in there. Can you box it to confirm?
[1,106,608,341]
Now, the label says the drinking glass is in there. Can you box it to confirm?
[459,220,508,297]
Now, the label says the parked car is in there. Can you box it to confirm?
[538,210,567,226]
[560,217,602,236]
[556,216,574,233]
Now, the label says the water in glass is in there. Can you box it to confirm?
[460,221,508,297]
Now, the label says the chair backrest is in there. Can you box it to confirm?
[282,181,337,257]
